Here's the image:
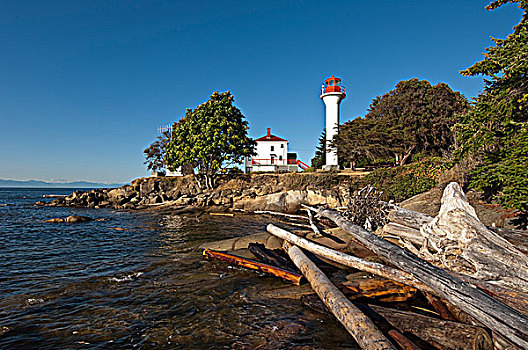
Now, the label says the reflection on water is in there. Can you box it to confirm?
[0,188,357,349]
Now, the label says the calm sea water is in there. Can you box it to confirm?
[0,188,355,349]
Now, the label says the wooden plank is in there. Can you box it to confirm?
[202,249,303,285]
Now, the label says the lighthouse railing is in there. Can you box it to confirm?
[321,85,346,95]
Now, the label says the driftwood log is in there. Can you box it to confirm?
[301,293,492,350]
[267,224,433,294]
[202,249,303,285]
[248,243,296,271]
[418,183,528,291]
[342,276,417,302]
[308,203,528,348]
[283,242,396,350]
[387,330,421,350]
[386,199,528,255]
[367,304,493,350]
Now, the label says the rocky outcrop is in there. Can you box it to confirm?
[44,173,360,213]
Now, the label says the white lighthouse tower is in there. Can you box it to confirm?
[320,75,346,170]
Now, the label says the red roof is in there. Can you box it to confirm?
[256,128,287,142]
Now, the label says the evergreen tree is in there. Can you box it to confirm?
[311,129,326,169]
[455,0,528,214]
[335,79,469,166]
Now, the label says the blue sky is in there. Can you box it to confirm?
[0,0,523,183]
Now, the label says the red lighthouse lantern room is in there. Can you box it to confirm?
[322,75,346,96]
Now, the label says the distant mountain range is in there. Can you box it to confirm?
[0,179,125,188]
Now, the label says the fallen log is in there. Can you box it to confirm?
[382,222,423,246]
[420,182,528,291]
[248,243,296,271]
[202,249,303,285]
[423,292,457,321]
[283,242,396,350]
[343,276,417,302]
[254,210,309,220]
[307,202,528,348]
[387,206,432,230]
[267,224,433,294]
[386,205,528,313]
[301,293,492,350]
[387,204,528,255]
[387,330,421,350]
[368,304,493,350]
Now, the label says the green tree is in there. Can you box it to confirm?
[143,128,171,173]
[455,0,528,215]
[334,116,392,168]
[311,129,326,169]
[335,79,469,167]
[165,91,256,189]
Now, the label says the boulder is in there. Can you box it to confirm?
[65,215,93,223]
[45,218,65,223]
[233,189,341,213]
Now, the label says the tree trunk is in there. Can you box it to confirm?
[202,249,303,285]
[399,145,415,166]
[284,242,396,350]
[312,206,528,348]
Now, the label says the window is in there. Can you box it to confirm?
[280,144,284,148]
[271,146,274,151]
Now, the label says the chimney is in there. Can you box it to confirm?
[267,128,271,137]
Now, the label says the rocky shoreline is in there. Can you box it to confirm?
[38,173,363,214]
[37,172,521,229]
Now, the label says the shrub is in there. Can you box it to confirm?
[366,157,450,202]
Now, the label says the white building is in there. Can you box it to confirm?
[245,128,308,172]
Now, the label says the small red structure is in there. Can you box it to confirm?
[321,75,346,96]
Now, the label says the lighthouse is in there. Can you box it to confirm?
[320,75,346,170]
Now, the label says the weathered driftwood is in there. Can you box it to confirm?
[367,304,493,350]
[283,242,396,350]
[420,183,528,292]
[342,276,417,302]
[301,293,492,350]
[202,249,302,285]
[248,243,296,272]
[306,209,322,237]
[387,206,432,230]
[423,292,457,321]
[386,200,528,313]
[387,202,528,254]
[267,224,433,294]
[254,210,309,220]
[382,222,424,246]
[307,205,528,349]
[487,226,528,255]
[387,330,421,350]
